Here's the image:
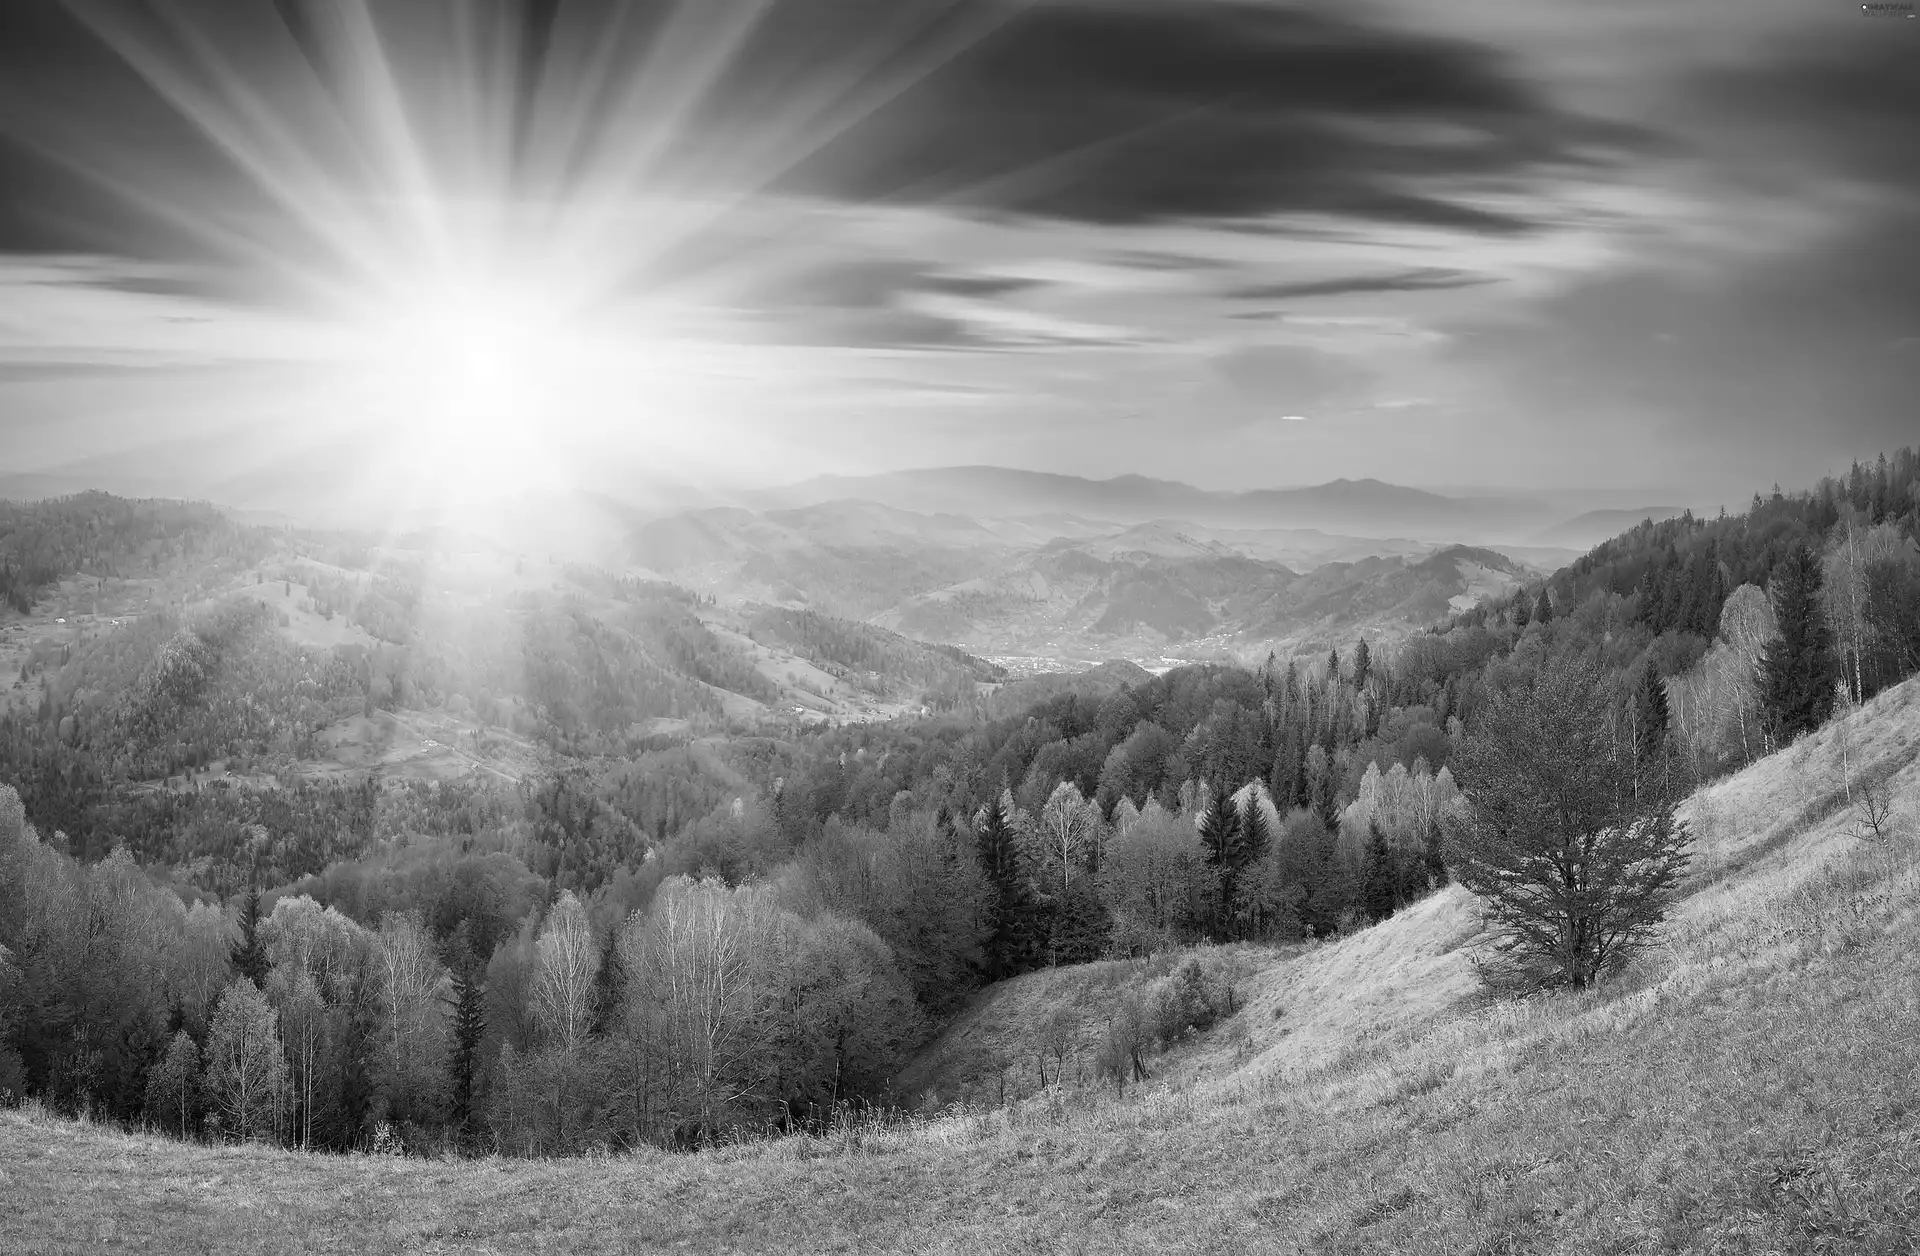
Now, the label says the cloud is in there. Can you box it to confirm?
[1279,414,1310,422]
[1226,267,1495,300]
[746,0,1646,229]
[1107,250,1230,273]
[916,273,1046,298]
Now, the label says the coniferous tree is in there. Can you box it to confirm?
[1351,640,1371,692]
[1632,660,1670,767]
[1049,880,1112,965]
[1362,821,1397,923]
[1238,793,1271,868]
[230,888,269,989]
[1511,586,1532,629]
[1534,586,1554,625]
[1759,542,1839,744]
[590,925,624,1037]
[1270,723,1305,809]
[1224,791,1273,939]
[975,796,1032,978]
[1308,746,1340,830]
[1638,556,1666,629]
[446,961,486,1143]
[1197,787,1239,939]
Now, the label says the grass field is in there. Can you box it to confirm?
[3,681,1917,1255]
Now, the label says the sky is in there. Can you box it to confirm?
[0,0,1914,518]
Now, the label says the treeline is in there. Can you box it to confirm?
[1451,448,1920,772]
[0,786,924,1155]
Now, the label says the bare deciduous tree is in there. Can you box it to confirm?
[376,912,449,1125]
[204,978,286,1141]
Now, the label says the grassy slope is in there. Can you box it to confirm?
[3,682,1918,1255]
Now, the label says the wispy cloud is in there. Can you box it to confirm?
[0,0,1909,501]
[1226,268,1494,301]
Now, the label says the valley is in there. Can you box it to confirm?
[1,453,1916,1256]
[4,1,1918,1250]
[627,488,1584,667]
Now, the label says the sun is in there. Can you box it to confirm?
[351,266,587,508]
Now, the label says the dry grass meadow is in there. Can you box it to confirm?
[4,680,1918,1255]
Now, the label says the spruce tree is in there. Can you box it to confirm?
[1049,881,1112,966]
[1351,640,1371,692]
[230,887,268,989]
[1198,787,1240,940]
[1632,660,1670,767]
[447,960,486,1142]
[1534,585,1554,625]
[975,797,1032,979]
[1759,542,1839,744]
[1362,821,1397,923]
[1312,772,1337,832]
[1238,792,1271,867]
[1229,792,1273,940]
[590,926,624,1036]
[1511,587,1532,629]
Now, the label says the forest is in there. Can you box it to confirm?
[0,450,1917,1155]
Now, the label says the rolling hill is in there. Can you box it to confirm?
[880,540,1535,660]
[620,496,1554,664]
[5,671,1914,1255]
[756,466,1564,540]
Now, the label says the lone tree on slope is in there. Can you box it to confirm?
[1759,541,1839,746]
[1447,657,1692,993]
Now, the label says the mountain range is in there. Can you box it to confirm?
[753,467,1561,541]
[624,494,1561,663]
[1,464,1683,667]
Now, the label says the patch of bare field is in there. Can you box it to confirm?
[308,709,535,784]
[220,580,378,651]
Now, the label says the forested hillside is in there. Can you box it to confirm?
[0,493,267,615]
[0,450,1915,1163]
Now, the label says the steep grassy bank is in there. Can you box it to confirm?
[3,680,1916,1255]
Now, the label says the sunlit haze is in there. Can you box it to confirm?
[0,0,1915,524]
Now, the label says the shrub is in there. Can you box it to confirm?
[1148,958,1223,1045]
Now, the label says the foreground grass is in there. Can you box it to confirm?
[4,688,1918,1254]
[7,866,1916,1254]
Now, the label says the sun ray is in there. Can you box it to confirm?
[8,0,1077,527]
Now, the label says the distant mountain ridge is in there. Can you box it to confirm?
[622,493,1547,661]
[754,466,1561,542]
